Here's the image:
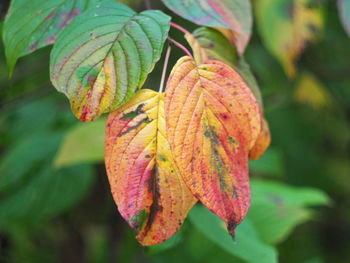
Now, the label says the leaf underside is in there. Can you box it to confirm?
[50,1,170,121]
[3,0,101,73]
[162,0,252,54]
[164,56,261,236]
[105,89,196,246]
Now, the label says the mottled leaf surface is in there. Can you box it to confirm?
[105,89,196,246]
[3,0,101,73]
[338,0,350,37]
[256,0,323,77]
[164,57,261,236]
[162,0,252,54]
[186,27,262,105]
[50,1,170,121]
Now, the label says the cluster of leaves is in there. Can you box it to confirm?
[3,0,348,257]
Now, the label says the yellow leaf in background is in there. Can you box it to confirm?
[256,0,324,78]
[294,73,331,109]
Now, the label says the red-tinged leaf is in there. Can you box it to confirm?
[249,118,271,160]
[105,89,196,246]
[164,56,261,236]
[162,0,252,54]
[3,0,102,73]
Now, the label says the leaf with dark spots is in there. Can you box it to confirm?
[164,57,262,237]
[50,1,170,121]
[185,27,263,106]
[117,116,151,137]
[105,89,196,246]
[3,0,102,73]
[120,104,145,120]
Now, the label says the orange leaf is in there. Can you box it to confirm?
[105,89,196,246]
[164,56,261,236]
[249,118,271,160]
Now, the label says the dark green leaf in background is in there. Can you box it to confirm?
[3,0,102,73]
[189,205,278,263]
[249,180,330,244]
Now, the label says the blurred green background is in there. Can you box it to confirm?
[0,0,349,262]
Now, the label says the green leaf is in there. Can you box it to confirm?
[249,180,330,244]
[249,148,284,177]
[338,0,350,37]
[54,118,105,168]
[188,205,278,263]
[2,0,102,74]
[162,0,252,54]
[50,1,170,121]
[0,133,62,192]
[187,27,237,67]
[255,0,324,77]
[0,164,94,224]
[0,127,95,225]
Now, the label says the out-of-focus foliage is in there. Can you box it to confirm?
[54,118,105,168]
[255,0,324,77]
[338,0,350,36]
[1,1,350,263]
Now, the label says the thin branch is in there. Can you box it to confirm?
[168,37,193,58]
[170,22,191,35]
[159,45,172,94]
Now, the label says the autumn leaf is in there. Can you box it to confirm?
[255,0,324,77]
[105,89,196,246]
[185,27,263,106]
[50,1,170,121]
[249,118,271,161]
[162,0,252,54]
[164,56,261,236]
[294,72,332,109]
[3,0,102,73]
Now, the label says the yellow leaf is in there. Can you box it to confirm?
[105,89,196,246]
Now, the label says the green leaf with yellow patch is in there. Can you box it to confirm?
[50,1,170,121]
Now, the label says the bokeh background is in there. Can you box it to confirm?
[1,0,350,262]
